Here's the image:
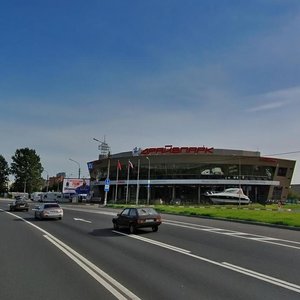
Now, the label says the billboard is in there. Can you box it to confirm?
[63,178,90,195]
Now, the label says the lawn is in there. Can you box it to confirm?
[108,203,300,228]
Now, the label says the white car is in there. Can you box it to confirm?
[33,203,63,220]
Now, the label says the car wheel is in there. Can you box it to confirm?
[113,222,119,230]
[152,225,158,232]
[129,224,136,234]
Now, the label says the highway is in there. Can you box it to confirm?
[0,199,300,300]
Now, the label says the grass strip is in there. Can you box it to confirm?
[107,204,300,228]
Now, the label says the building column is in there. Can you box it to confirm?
[172,186,176,201]
[198,186,201,205]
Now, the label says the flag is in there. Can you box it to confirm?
[117,160,122,170]
[128,160,134,169]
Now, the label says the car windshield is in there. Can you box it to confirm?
[137,208,158,216]
[44,204,60,209]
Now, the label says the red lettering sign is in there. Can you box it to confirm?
[140,146,214,155]
[259,157,278,163]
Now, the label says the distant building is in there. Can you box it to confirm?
[87,145,295,204]
[48,174,65,192]
[56,172,66,178]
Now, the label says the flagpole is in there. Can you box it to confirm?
[115,161,119,203]
[126,160,130,204]
[135,158,140,205]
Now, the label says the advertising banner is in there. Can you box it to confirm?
[63,178,90,195]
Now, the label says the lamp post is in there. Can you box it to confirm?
[69,158,81,179]
[136,159,140,205]
[238,157,241,207]
[93,137,110,157]
[146,157,151,205]
[23,178,27,193]
[93,137,111,206]
[43,170,49,192]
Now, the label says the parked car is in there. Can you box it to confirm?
[33,203,63,220]
[112,207,162,234]
[8,199,29,212]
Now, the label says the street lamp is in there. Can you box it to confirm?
[93,137,111,206]
[93,137,110,157]
[238,157,241,207]
[146,157,151,205]
[43,170,49,192]
[69,158,81,179]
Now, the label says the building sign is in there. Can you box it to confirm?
[140,145,214,155]
[63,178,90,195]
[132,147,142,156]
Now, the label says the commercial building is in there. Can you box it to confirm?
[87,145,295,204]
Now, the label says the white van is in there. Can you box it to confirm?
[30,192,43,202]
[41,192,63,202]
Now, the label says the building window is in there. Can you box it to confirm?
[277,167,287,177]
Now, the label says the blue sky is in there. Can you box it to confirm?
[1,0,300,183]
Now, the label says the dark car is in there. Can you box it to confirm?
[8,200,29,212]
[112,207,162,234]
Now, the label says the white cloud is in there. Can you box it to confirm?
[246,86,300,112]
[248,101,287,112]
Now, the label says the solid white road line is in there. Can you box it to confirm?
[56,207,300,250]
[113,230,191,254]
[164,220,300,250]
[44,234,140,300]
[222,262,300,294]
[2,210,140,300]
[113,230,300,294]
[6,207,299,295]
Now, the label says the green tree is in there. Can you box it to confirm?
[0,155,10,193]
[10,148,44,193]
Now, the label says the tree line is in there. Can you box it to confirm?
[0,148,44,195]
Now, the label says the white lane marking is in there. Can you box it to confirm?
[44,235,127,300]
[222,263,300,294]
[4,208,300,294]
[164,220,300,250]
[62,207,300,250]
[1,209,140,300]
[112,230,191,254]
[113,230,300,294]
[44,235,140,300]
[73,218,92,223]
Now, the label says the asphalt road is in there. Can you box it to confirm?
[1,199,300,300]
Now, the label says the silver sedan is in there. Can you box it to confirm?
[33,203,63,220]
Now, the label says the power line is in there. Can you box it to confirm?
[264,150,300,156]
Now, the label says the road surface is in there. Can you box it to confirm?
[0,199,299,299]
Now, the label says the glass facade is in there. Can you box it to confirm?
[89,150,295,205]
[96,162,277,182]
